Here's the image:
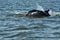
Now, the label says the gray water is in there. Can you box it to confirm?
[0,0,60,40]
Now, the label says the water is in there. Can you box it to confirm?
[0,0,60,40]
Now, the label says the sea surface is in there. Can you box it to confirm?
[0,0,60,40]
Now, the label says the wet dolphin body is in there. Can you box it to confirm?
[26,9,50,17]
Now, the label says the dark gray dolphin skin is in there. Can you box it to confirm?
[26,9,50,17]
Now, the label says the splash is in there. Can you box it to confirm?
[36,3,44,11]
[48,10,55,16]
[36,3,53,16]
[49,10,60,16]
[54,12,60,16]
[36,3,60,16]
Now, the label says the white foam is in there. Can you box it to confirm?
[49,10,54,16]
[49,10,60,16]
[55,12,60,16]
